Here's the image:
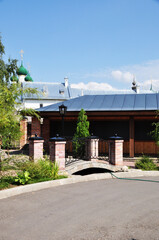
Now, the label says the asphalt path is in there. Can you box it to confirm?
[1,177,159,240]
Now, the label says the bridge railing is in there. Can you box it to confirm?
[65,135,124,167]
[43,135,124,170]
[65,137,108,158]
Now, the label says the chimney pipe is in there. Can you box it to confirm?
[64,77,68,88]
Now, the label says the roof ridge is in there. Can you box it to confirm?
[24,82,61,85]
[121,94,126,110]
[110,94,116,109]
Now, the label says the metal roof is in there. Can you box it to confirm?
[23,81,155,101]
[23,82,71,100]
[37,93,159,112]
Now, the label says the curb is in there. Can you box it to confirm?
[1,170,159,200]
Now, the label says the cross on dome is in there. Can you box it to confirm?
[20,49,24,61]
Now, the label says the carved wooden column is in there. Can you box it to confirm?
[42,118,50,153]
[85,135,99,161]
[129,117,134,158]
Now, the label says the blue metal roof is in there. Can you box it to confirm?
[23,81,155,101]
[23,82,71,100]
[37,93,159,112]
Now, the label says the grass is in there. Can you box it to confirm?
[28,175,68,184]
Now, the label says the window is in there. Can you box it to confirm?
[59,90,64,94]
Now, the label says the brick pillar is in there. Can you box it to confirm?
[49,136,66,170]
[29,135,44,162]
[20,117,28,149]
[108,135,124,166]
[85,135,99,161]
[31,117,41,137]
[42,118,50,153]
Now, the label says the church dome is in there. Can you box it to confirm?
[10,75,19,82]
[17,62,28,76]
[25,73,33,82]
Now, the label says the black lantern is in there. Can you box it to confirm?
[59,104,67,136]
[59,104,67,116]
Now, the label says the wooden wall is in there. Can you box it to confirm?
[65,139,159,156]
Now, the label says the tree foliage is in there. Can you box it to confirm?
[151,122,159,146]
[73,109,90,158]
[0,36,39,149]
[150,111,159,146]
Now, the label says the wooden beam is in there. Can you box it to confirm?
[39,110,157,118]
[129,117,134,157]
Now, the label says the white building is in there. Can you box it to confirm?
[11,60,155,111]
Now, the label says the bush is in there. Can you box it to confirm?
[0,175,16,190]
[135,155,158,171]
[15,171,31,185]
[20,158,60,180]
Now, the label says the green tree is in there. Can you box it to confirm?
[0,36,39,149]
[150,111,159,146]
[73,109,90,158]
[151,122,159,146]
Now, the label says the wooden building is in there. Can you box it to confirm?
[33,93,159,157]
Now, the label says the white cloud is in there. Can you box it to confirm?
[70,59,159,91]
[111,70,133,82]
[121,60,159,83]
[71,82,115,91]
[81,71,109,79]
[140,79,159,90]
[111,70,122,80]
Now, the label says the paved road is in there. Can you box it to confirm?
[1,177,159,240]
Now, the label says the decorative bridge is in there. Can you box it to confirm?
[29,134,126,174]
[65,160,124,175]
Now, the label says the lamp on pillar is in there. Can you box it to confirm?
[59,104,67,137]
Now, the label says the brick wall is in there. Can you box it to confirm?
[31,117,41,137]
[20,118,27,148]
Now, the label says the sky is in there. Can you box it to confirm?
[0,0,159,91]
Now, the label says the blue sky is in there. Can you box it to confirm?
[1,0,159,91]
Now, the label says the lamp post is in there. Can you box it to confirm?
[59,104,67,137]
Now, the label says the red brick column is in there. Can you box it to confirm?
[85,136,99,161]
[49,136,66,170]
[20,117,27,149]
[29,136,44,162]
[42,118,50,153]
[108,138,124,166]
[31,117,41,137]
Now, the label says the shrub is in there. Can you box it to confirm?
[135,155,158,171]
[20,159,60,180]
[15,171,31,185]
[0,175,16,190]
[73,109,90,158]
[51,162,59,179]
